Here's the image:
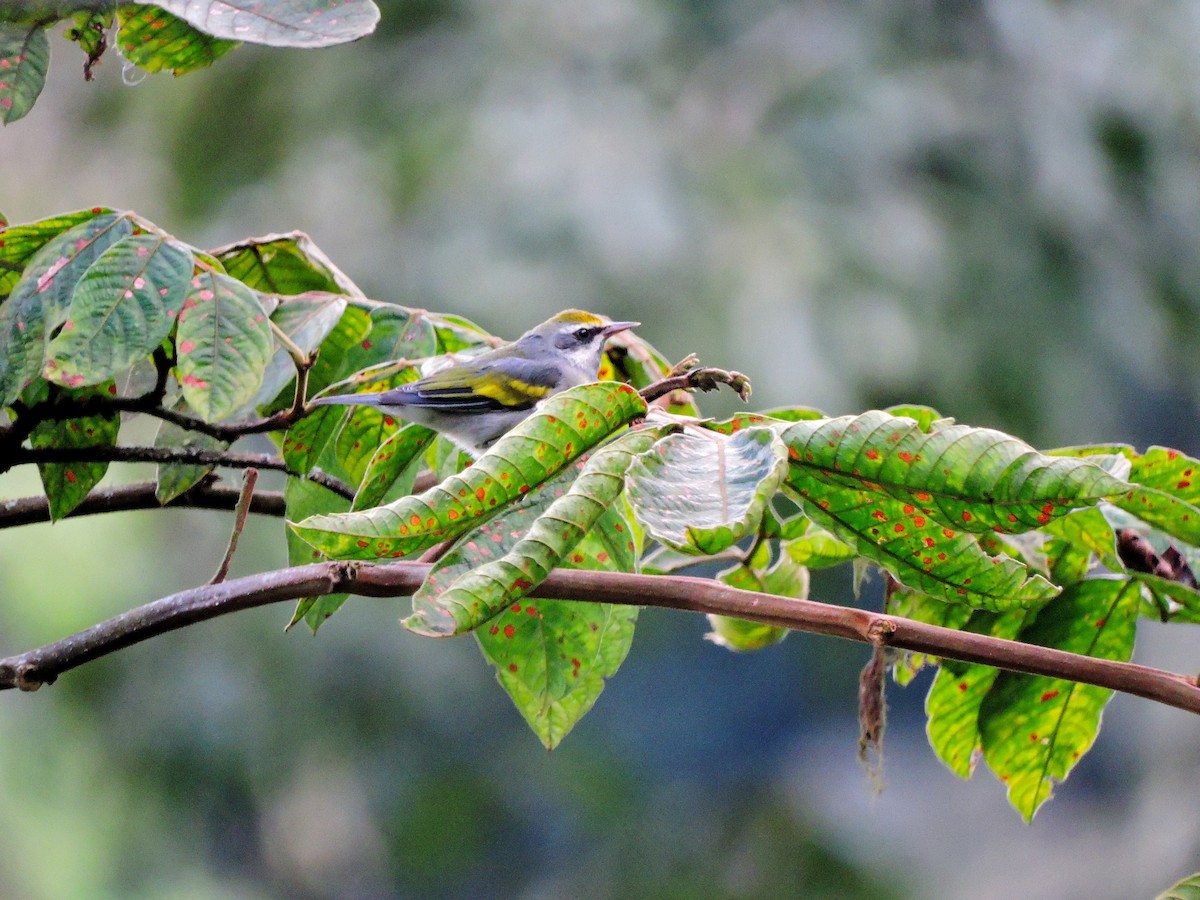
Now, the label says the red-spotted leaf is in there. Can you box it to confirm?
[352,424,435,511]
[291,382,647,562]
[154,408,228,504]
[44,234,193,387]
[0,213,133,406]
[212,230,363,296]
[0,208,117,297]
[0,23,48,124]
[175,270,274,422]
[29,381,120,520]
[284,475,352,632]
[1041,506,1121,570]
[979,578,1140,821]
[117,6,239,75]
[404,426,660,636]
[141,0,379,47]
[781,410,1128,535]
[786,471,1059,610]
[254,291,348,407]
[1107,446,1200,547]
[924,609,1028,777]
[625,427,788,556]
[341,305,439,375]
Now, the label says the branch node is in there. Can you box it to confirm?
[867,617,898,646]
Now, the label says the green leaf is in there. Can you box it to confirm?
[1,208,116,297]
[1112,486,1200,548]
[44,234,193,387]
[154,409,228,504]
[29,382,120,520]
[175,270,274,422]
[213,231,362,296]
[781,410,1128,535]
[885,586,972,685]
[341,305,439,374]
[1041,506,1120,570]
[64,10,112,74]
[0,23,48,124]
[779,522,857,568]
[1157,871,1200,900]
[284,475,351,632]
[0,213,133,406]
[139,0,380,48]
[352,423,435,511]
[709,549,808,652]
[979,578,1139,821]
[254,291,347,407]
[625,427,788,555]
[924,609,1028,777]
[296,302,371,398]
[405,426,660,636]
[116,6,238,75]
[291,382,648,561]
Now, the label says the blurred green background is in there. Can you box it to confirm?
[3,1,1200,896]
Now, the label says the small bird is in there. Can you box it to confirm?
[309,309,639,453]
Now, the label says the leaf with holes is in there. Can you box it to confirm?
[29,381,120,520]
[979,578,1139,821]
[117,6,239,75]
[924,609,1028,777]
[0,208,115,298]
[625,427,788,556]
[175,270,274,422]
[405,427,659,636]
[284,475,353,632]
[0,23,48,124]
[291,382,647,562]
[0,213,133,406]
[352,424,435,511]
[44,234,193,387]
[253,291,347,407]
[145,0,380,48]
[781,410,1128,535]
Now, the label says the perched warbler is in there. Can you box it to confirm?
[310,309,639,453]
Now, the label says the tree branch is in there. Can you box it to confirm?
[639,361,752,405]
[2,562,1198,719]
[6,445,354,500]
[0,481,286,527]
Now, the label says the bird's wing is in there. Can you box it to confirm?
[377,358,560,412]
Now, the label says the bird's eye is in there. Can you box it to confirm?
[574,327,593,341]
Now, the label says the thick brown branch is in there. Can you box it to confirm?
[1,563,1198,720]
[0,481,286,527]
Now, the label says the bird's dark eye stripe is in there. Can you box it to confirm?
[574,326,595,340]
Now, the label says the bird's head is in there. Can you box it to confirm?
[518,309,639,380]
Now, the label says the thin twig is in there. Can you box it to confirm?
[0,481,286,527]
[1,563,1198,720]
[208,469,259,585]
[639,364,752,405]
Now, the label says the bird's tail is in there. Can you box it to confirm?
[310,393,386,407]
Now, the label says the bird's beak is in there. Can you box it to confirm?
[602,320,639,338]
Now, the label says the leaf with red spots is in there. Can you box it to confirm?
[0,213,133,407]
[142,0,380,48]
[0,209,116,299]
[175,270,274,422]
[213,231,363,296]
[116,6,239,75]
[781,410,1128,535]
[625,427,788,556]
[340,306,439,376]
[923,609,1028,777]
[44,234,193,387]
[28,381,120,520]
[352,423,435,511]
[979,579,1139,821]
[1101,446,1200,548]
[786,471,1059,611]
[154,405,229,504]
[290,382,647,561]
[0,23,48,124]
[708,542,802,652]
[404,426,660,636]
[253,291,348,408]
[284,475,351,632]
[1040,507,1121,571]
